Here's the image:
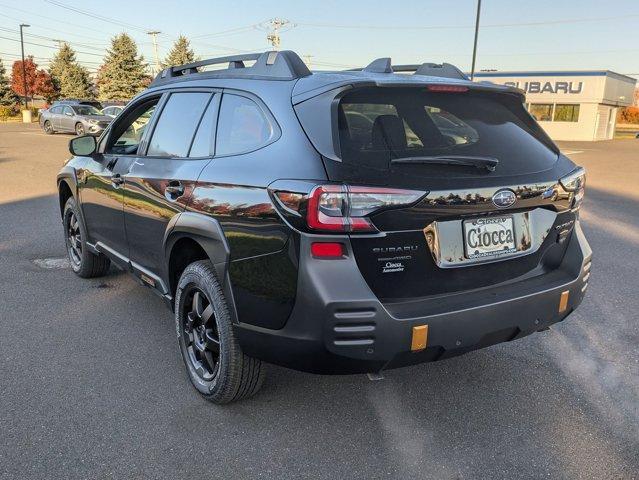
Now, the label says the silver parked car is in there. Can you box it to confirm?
[40,104,113,136]
[101,105,124,118]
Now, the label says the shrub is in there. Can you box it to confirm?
[0,105,16,118]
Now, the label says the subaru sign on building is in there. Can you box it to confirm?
[473,71,637,141]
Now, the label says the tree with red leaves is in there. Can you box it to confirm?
[11,56,56,106]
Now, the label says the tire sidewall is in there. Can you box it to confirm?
[63,197,88,274]
[44,121,53,134]
[175,264,232,399]
[75,123,84,136]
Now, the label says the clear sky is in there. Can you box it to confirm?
[0,0,638,78]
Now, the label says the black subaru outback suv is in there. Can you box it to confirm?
[57,51,591,403]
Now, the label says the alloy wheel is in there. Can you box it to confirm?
[44,121,53,134]
[66,211,82,267]
[181,288,221,381]
[76,124,85,136]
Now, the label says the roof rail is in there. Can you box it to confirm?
[347,59,469,80]
[151,50,311,86]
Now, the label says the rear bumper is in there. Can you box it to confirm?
[235,222,592,374]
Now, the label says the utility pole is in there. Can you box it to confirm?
[147,31,161,75]
[266,19,289,50]
[19,23,30,109]
[470,0,481,81]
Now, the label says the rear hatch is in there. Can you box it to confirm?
[293,84,580,303]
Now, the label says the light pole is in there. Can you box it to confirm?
[19,23,30,109]
[470,0,481,81]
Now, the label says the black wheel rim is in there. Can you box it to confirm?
[66,211,82,267]
[181,288,220,381]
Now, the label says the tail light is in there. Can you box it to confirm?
[426,85,469,93]
[273,184,426,233]
[560,167,586,210]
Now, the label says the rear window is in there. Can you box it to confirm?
[337,87,558,178]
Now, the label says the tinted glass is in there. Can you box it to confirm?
[106,99,159,155]
[72,105,101,116]
[147,92,210,158]
[50,106,61,114]
[337,87,557,178]
[63,106,74,116]
[554,104,580,122]
[529,103,553,122]
[189,96,217,157]
[216,94,272,156]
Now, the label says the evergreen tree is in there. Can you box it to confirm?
[163,35,196,68]
[0,58,19,106]
[49,43,93,99]
[97,33,147,101]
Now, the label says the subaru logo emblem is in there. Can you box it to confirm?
[492,189,516,208]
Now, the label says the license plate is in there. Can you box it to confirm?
[463,216,517,259]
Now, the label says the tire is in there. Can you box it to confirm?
[43,120,54,134]
[63,197,110,278]
[75,123,85,136]
[175,260,265,404]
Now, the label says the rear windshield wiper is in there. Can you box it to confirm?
[390,155,499,172]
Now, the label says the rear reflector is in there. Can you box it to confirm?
[411,325,429,352]
[426,85,469,93]
[311,242,345,258]
[559,290,570,313]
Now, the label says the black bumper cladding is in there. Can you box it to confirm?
[236,223,592,374]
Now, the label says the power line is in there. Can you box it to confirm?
[297,13,639,30]
[0,33,104,57]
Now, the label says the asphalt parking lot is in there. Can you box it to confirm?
[1,122,637,479]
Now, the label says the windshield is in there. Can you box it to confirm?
[337,87,558,178]
[72,105,102,116]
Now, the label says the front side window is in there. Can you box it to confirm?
[216,94,273,156]
[147,92,211,158]
[63,106,74,116]
[106,98,159,155]
[553,104,580,122]
[529,103,553,122]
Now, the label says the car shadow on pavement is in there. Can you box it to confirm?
[2,192,638,479]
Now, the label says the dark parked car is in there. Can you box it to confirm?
[57,51,591,404]
[40,103,112,136]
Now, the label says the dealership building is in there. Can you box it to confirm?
[473,70,637,141]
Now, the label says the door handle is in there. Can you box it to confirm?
[165,181,184,197]
[111,173,124,186]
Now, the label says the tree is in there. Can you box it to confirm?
[97,33,147,101]
[11,56,56,105]
[49,43,93,99]
[163,35,196,68]
[0,58,19,106]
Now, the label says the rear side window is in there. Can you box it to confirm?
[216,94,273,156]
[337,87,558,177]
[147,92,211,158]
[189,96,218,158]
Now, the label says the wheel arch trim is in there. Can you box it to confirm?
[163,212,238,322]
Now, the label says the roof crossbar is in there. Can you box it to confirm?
[348,59,469,80]
[151,50,311,86]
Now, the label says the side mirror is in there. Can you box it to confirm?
[69,135,97,156]
[65,111,73,116]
